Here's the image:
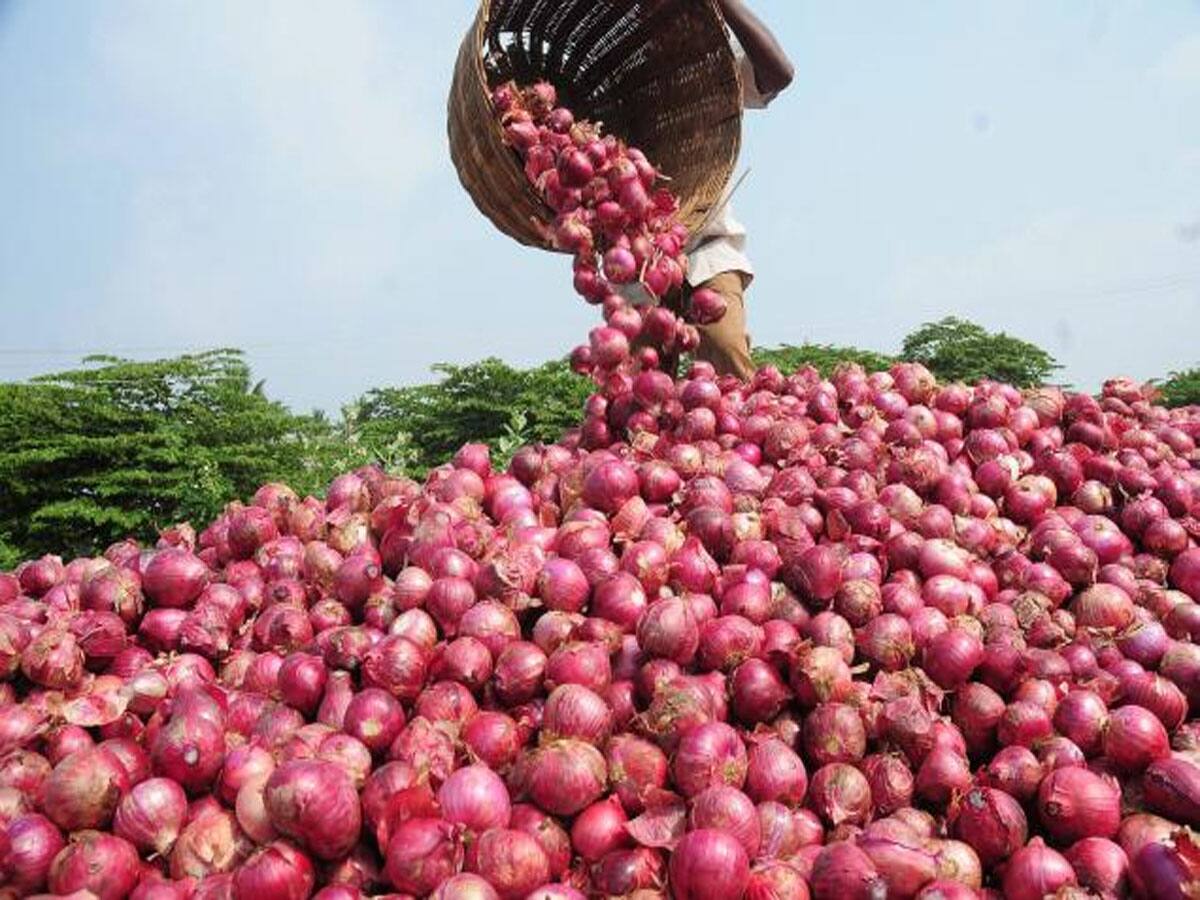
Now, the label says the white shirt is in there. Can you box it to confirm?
[621,38,774,303]
[685,40,774,287]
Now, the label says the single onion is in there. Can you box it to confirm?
[1036,767,1121,843]
[1000,838,1077,900]
[948,786,1026,867]
[2,813,65,893]
[263,760,361,860]
[466,827,551,900]
[233,840,315,900]
[114,777,188,855]
[43,747,131,831]
[438,764,512,834]
[668,828,750,900]
[384,817,462,895]
[47,830,140,900]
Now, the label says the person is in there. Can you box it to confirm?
[635,0,794,380]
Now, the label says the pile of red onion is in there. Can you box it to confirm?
[2,87,1200,900]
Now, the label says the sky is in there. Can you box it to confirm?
[1,0,1198,413]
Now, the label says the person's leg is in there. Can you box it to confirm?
[693,271,755,381]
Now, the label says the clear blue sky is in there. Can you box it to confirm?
[1,1,1197,413]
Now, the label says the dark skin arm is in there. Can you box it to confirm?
[716,0,795,98]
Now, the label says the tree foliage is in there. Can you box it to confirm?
[900,317,1060,388]
[1156,368,1200,409]
[347,358,591,474]
[753,343,896,376]
[0,350,356,568]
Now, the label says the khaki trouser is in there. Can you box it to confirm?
[692,271,755,382]
[636,271,755,381]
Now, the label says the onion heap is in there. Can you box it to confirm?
[1,85,1200,900]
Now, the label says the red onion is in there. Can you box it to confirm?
[1000,839,1077,900]
[914,747,971,808]
[1037,766,1121,842]
[343,688,406,754]
[948,786,1026,867]
[2,813,65,893]
[48,830,140,900]
[922,628,984,689]
[606,734,668,815]
[570,796,631,862]
[542,683,612,745]
[1064,836,1129,897]
[668,828,750,900]
[517,740,607,816]
[383,817,462,895]
[278,653,328,716]
[362,635,428,702]
[264,760,361,860]
[730,659,791,724]
[1102,703,1170,772]
[466,827,551,899]
[803,703,866,766]
[43,747,130,831]
[151,713,224,795]
[233,841,315,900]
[809,841,886,900]
[1143,757,1200,825]
[438,764,512,834]
[744,737,807,806]
[143,550,210,608]
[671,722,747,798]
[808,764,872,827]
[431,872,501,899]
[114,777,187,855]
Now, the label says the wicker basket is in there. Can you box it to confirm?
[448,0,743,251]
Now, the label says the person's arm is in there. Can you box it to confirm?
[717,0,794,98]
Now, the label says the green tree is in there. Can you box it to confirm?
[753,342,896,376]
[347,358,590,474]
[900,317,1060,388]
[1155,368,1200,408]
[0,350,353,568]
